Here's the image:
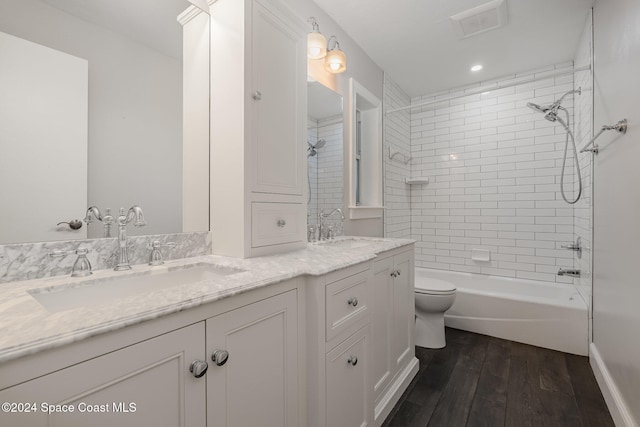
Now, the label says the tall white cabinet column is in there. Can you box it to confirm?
[209,0,307,258]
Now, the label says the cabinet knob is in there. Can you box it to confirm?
[347,297,358,307]
[252,91,262,101]
[396,269,401,276]
[277,219,286,228]
[190,360,208,378]
[347,355,358,366]
[212,349,229,366]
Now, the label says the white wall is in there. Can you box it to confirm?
[0,0,183,238]
[408,63,580,282]
[591,0,640,425]
[280,0,385,237]
[383,74,412,239]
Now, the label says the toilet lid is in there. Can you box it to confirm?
[415,278,456,295]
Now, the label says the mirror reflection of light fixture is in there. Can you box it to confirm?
[307,17,327,59]
[324,35,347,74]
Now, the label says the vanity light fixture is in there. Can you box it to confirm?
[307,17,327,59]
[325,35,347,74]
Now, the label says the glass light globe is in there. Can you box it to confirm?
[307,31,327,59]
[324,48,346,74]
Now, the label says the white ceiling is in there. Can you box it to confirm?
[314,0,594,97]
[43,0,192,59]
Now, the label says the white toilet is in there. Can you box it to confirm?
[414,278,457,349]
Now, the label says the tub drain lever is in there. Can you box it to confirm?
[557,269,581,278]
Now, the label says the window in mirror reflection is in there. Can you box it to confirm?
[306,81,343,227]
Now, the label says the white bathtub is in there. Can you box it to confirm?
[415,267,589,356]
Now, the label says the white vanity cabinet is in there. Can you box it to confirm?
[371,246,418,424]
[307,262,373,427]
[0,323,207,427]
[205,289,299,427]
[210,0,307,258]
[0,280,302,427]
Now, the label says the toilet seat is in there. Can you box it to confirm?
[415,278,456,295]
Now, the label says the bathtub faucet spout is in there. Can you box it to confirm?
[557,268,580,277]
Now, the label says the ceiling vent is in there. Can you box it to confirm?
[450,0,508,38]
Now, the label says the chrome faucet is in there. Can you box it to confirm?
[114,206,146,271]
[318,208,345,240]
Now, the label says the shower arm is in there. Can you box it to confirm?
[580,119,628,154]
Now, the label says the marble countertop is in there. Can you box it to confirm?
[0,237,413,363]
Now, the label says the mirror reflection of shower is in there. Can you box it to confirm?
[527,88,583,204]
[307,138,326,157]
[307,139,325,204]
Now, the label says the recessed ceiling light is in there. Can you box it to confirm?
[471,64,483,72]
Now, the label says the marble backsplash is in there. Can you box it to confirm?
[0,231,212,284]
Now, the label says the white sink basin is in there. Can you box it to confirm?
[29,263,244,313]
[315,237,383,249]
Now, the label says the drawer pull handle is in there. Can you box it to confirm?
[212,349,229,366]
[347,355,358,366]
[347,297,358,307]
[277,219,286,228]
[190,360,208,378]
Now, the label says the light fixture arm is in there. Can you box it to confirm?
[327,35,340,51]
[307,17,320,32]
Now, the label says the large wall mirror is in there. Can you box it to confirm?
[0,0,210,245]
[307,81,343,225]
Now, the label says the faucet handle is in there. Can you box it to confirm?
[49,248,91,258]
[148,241,177,266]
[49,248,92,277]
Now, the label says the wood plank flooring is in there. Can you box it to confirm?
[382,328,614,427]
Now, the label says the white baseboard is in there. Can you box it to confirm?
[374,357,419,427]
[590,343,638,427]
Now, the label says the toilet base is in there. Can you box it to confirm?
[415,313,446,349]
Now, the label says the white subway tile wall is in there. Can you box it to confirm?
[385,62,587,283]
[307,118,319,222]
[573,15,594,305]
[383,73,412,238]
[316,116,344,217]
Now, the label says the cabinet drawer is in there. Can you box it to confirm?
[252,202,304,247]
[326,270,369,341]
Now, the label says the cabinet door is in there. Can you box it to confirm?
[206,290,298,427]
[391,250,414,372]
[0,323,206,427]
[372,250,415,403]
[371,256,394,401]
[250,0,305,197]
[326,326,370,427]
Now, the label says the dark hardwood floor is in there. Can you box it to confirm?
[382,328,614,427]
